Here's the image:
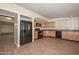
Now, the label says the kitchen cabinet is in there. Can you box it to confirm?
[43,31,47,37]
[49,31,56,37]
[48,21,55,28]
[74,32,79,41]
[34,18,48,28]
[43,31,56,37]
[34,31,38,40]
[76,32,79,41]
[34,18,55,28]
[62,31,79,41]
[42,22,48,28]
[62,31,74,40]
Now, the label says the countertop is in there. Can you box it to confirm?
[34,28,79,32]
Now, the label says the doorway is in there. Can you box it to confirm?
[0,16,16,54]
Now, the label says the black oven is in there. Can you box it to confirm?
[38,31,43,39]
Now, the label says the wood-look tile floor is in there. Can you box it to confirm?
[0,34,79,55]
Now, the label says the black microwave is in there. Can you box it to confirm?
[36,23,41,27]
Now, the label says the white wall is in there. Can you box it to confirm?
[55,18,73,30]
[49,17,79,30]
[72,17,79,30]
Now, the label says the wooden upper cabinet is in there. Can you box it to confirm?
[34,18,55,28]
[34,31,38,40]
[34,18,48,28]
[48,21,55,28]
[42,22,48,28]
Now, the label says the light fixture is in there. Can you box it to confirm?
[6,17,12,20]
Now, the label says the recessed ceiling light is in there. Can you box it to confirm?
[6,17,12,20]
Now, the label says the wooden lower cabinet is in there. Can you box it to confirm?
[76,32,79,41]
[34,30,79,41]
[49,31,56,37]
[34,31,38,40]
[74,32,79,41]
[62,31,79,41]
[62,31,74,40]
[43,31,56,37]
[43,31,46,37]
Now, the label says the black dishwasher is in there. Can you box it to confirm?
[56,31,61,39]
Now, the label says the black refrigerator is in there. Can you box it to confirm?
[20,20,32,45]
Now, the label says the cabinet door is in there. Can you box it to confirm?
[49,31,56,37]
[62,32,74,40]
[43,31,46,37]
[34,32,38,40]
[62,32,69,39]
[74,32,79,41]
[49,31,52,37]
[67,32,74,40]
[77,32,79,41]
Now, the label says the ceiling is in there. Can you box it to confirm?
[16,3,79,19]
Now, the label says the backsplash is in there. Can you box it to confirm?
[34,18,55,28]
